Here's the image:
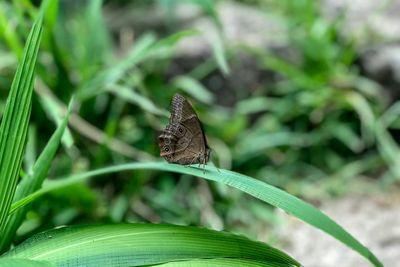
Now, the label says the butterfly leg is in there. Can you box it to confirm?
[202,153,206,174]
[188,154,198,166]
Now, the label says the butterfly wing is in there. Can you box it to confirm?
[158,94,210,164]
[158,127,177,163]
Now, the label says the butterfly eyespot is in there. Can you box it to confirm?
[159,94,210,166]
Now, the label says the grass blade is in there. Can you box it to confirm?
[0,12,43,236]
[77,30,198,100]
[0,105,71,253]
[172,75,215,104]
[107,85,168,117]
[38,90,74,147]
[0,3,23,57]
[10,162,383,267]
[3,224,299,267]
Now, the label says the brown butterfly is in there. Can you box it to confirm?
[158,94,211,167]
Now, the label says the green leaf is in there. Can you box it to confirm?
[0,3,23,57]
[380,101,400,128]
[0,258,54,267]
[375,100,400,182]
[148,30,199,54]
[154,258,291,267]
[172,75,214,104]
[77,30,199,100]
[235,132,311,158]
[10,163,383,267]
[0,11,43,236]
[0,103,71,252]
[375,120,400,179]
[345,92,375,145]
[107,85,168,117]
[208,30,230,75]
[42,0,58,29]
[38,92,73,147]
[236,97,277,115]
[3,224,299,267]
[76,33,157,100]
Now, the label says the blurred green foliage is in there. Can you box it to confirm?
[0,0,399,247]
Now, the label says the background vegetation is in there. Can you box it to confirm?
[0,0,397,264]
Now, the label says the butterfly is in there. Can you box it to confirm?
[158,94,211,167]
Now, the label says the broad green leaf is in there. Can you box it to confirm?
[11,163,383,267]
[0,11,43,237]
[3,224,299,267]
[154,258,292,267]
[0,258,54,267]
[0,105,71,252]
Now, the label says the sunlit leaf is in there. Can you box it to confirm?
[3,224,299,267]
[0,258,54,267]
[10,163,383,267]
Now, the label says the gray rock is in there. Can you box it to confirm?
[276,195,400,267]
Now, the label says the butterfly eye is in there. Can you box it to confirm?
[164,146,170,152]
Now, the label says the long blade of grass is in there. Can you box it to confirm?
[0,2,23,57]
[3,224,299,267]
[344,91,375,145]
[38,89,73,147]
[0,104,71,253]
[380,101,400,128]
[0,12,43,237]
[208,30,230,75]
[172,75,215,104]
[76,33,157,100]
[77,30,198,100]
[10,162,383,267]
[107,85,168,117]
